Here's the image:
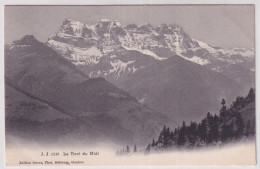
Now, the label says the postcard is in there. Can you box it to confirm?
[4,5,256,166]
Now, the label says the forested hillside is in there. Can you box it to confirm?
[145,88,255,151]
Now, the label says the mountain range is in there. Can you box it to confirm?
[5,18,255,146]
[47,18,254,122]
[5,35,168,146]
[47,19,254,78]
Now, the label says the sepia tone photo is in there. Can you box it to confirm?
[4,5,256,166]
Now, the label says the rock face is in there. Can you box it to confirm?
[117,56,242,123]
[5,35,168,146]
[47,19,254,124]
[47,19,254,80]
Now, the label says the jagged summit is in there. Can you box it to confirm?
[97,19,121,25]
[98,19,121,26]
[125,24,138,30]
[57,18,189,37]
[139,23,153,28]
[63,18,78,24]
[137,23,153,32]
[47,18,254,84]
[58,18,88,37]
[97,19,122,26]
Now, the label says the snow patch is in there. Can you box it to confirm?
[100,19,111,22]
[173,32,182,56]
[110,55,117,59]
[217,48,254,59]
[195,39,215,53]
[188,56,210,65]
[109,60,135,77]
[114,21,122,27]
[47,40,102,65]
[132,66,137,73]
[138,95,147,104]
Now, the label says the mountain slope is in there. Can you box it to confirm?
[46,19,254,125]
[117,55,243,123]
[5,84,72,123]
[5,35,133,114]
[145,89,255,152]
[5,35,168,146]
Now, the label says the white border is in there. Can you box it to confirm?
[0,0,259,169]
[0,0,257,5]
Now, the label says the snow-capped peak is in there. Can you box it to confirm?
[112,20,122,27]
[47,19,254,79]
[63,18,77,24]
[58,18,90,37]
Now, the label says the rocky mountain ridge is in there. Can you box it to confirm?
[46,18,254,123]
[47,18,254,81]
[5,35,168,146]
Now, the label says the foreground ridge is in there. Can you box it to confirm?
[145,88,255,152]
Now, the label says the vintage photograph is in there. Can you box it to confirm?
[4,5,255,166]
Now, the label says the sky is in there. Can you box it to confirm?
[4,5,255,48]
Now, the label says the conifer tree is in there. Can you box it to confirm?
[198,119,207,142]
[246,120,251,136]
[220,99,227,119]
[177,121,187,146]
[221,99,226,106]
[246,88,255,103]
[170,131,174,141]
[221,124,229,142]
[145,143,151,153]
[126,145,130,153]
[236,112,244,137]
[134,144,137,152]
[151,139,156,147]
[251,119,255,134]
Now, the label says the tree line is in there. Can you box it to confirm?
[146,88,255,152]
[116,144,137,156]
